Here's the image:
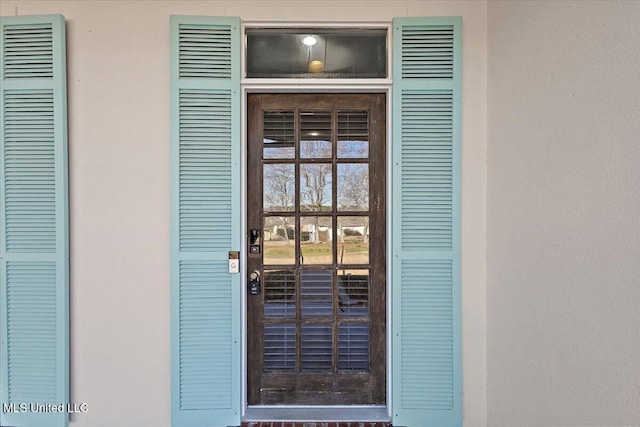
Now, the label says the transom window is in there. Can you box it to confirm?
[245,28,387,78]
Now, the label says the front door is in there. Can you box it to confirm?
[247,93,386,405]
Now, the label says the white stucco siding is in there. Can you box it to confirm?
[488,2,640,426]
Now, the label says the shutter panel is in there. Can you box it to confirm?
[170,16,241,427]
[0,14,69,427]
[392,17,462,427]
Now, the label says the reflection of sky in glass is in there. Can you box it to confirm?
[337,140,369,158]
[264,138,295,159]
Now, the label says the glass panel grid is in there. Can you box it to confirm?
[260,103,374,376]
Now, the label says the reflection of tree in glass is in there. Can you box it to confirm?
[338,164,369,211]
[264,164,294,211]
[300,141,332,245]
[301,163,332,210]
[301,138,332,159]
[301,163,331,243]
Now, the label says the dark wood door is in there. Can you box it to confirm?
[247,93,386,405]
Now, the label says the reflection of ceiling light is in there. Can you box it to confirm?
[308,60,323,73]
[310,132,319,136]
[303,36,317,46]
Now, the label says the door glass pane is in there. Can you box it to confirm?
[338,269,369,317]
[301,323,333,371]
[338,111,369,158]
[301,111,332,158]
[301,270,333,317]
[338,323,369,371]
[264,163,294,211]
[337,163,369,211]
[264,323,296,371]
[264,270,296,318]
[337,216,369,264]
[263,216,296,265]
[300,163,332,211]
[300,216,333,264]
[264,111,295,159]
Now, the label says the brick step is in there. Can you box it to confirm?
[241,423,391,427]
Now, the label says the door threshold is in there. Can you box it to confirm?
[243,406,390,422]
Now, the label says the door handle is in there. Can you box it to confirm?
[248,270,261,295]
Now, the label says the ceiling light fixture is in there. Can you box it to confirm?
[303,36,317,46]
[308,60,323,73]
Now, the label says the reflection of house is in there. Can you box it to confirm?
[264,218,368,243]
[300,222,331,243]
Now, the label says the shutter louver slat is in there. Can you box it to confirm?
[3,90,56,252]
[6,262,57,403]
[179,24,232,79]
[2,23,53,78]
[401,25,454,79]
[178,89,232,252]
[178,261,232,409]
[400,260,453,410]
[401,90,453,251]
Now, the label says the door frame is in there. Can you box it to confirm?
[240,20,393,417]
[240,86,392,417]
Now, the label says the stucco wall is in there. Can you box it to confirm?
[487,1,640,426]
[0,1,488,426]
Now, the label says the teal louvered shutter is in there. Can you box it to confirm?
[391,17,462,427]
[170,16,241,427]
[0,14,69,427]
